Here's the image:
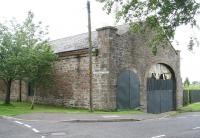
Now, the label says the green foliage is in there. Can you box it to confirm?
[97,0,200,53]
[21,43,56,88]
[18,12,56,88]
[0,11,56,104]
[0,23,23,82]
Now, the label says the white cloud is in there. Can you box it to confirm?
[0,0,114,39]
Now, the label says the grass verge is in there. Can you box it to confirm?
[178,102,200,113]
[0,101,143,116]
[184,84,200,90]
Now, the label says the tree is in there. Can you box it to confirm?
[97,0,200,53]
[192,81,200,85]
[184,77,190,86]
[0,11,56,104]
[19,12,56,109]
[22,43,56,109]
[0,22,25,104]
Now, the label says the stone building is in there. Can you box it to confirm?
[0,25,183,113]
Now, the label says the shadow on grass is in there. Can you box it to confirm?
[0,103,15,107]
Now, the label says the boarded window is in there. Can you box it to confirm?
[28,83,34,96]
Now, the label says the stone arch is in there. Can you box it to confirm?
[118,66,142,84]
[147,63,176,80]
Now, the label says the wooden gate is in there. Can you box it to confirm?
[117,70,140,109]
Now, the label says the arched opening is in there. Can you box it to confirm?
[116,70,140,109]
[147,63,176,113]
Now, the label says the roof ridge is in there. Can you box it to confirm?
[50,24,129,42]
[50,31,97,42]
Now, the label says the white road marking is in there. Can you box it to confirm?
[13,120,41,134]
[191,115,200,117]
[102,115,120,118]
[158,118,168,120]
[3,116,13,119]
[41,136,45,138]
[151,135,166,138]
[14,121,23,125]
[177,117,187,119]
[24,124,31,128]
[32,128,40,133]
[51,132,66,136]
[193,127,200,130]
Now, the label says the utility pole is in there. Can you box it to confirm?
[87,0,93,112]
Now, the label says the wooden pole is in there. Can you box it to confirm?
[87,0,93,112]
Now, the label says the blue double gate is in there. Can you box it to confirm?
[147,78,175,113]
[117,70,140,109]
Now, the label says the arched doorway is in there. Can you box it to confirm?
[147,64,176,113]
[117,70,140,109]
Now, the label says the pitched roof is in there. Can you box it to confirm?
[50,25,129,53]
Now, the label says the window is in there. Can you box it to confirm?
[28,83,34,96]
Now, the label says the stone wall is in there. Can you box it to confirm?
[34,27,120,110]
[34,35,115,109]
[0,80,27,102]
[105,27,183,110]
[34,55,90,107]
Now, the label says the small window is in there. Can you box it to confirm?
[28,83,34,96]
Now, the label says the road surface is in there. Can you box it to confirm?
[1,112,200,138]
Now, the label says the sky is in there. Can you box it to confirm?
[0,0,199,82]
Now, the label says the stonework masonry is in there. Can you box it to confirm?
[107,27,183,110]
[0,24,183,111]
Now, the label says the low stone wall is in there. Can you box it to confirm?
[0,80,27,102]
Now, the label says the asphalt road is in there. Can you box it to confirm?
[0,117,40,138]
[1,112,200,138]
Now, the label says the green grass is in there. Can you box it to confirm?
[0,101,143,116]
[184,84,200,90]
[178,102,200,112]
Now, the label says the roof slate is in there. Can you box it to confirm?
[50,25,129,53]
